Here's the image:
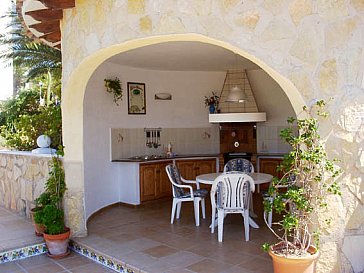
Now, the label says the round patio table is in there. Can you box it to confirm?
[196,172,273,186]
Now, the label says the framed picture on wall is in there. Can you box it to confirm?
[127,82,146,114]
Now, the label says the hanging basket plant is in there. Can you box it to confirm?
[104,77,123,105]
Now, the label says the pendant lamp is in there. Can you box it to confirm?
[225,55,247,103]
[225,85,246,103]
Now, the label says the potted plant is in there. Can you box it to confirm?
[204,91,220,114]
[34,147,70,258]
[104,77,123,105]
[30,192,51,236]
[262,100,341,273]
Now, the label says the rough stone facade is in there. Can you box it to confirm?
[59,1,364,272]
[0,152,50,217]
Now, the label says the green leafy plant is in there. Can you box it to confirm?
[104,77,123,105]
[0,89,62,150]
[34,147,67,235]
[263,100,341,257]
[33,192,51,225]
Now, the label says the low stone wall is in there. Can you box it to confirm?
[0,151,52,218]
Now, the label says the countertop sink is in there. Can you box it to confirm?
[128,155,167,161]
[113,154,219,163]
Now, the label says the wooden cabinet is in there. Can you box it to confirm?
[176,159,216,180]
[259,157,284,179]
[140,161,172,202]
[157,161,173,198]
[140,158,217,202]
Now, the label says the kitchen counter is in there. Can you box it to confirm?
[112,154,219,163]
[256,153,286,157]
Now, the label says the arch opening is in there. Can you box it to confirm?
[61,33,306,227]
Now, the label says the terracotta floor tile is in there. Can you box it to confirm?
[142,260,178,273]
[238,256,273,272]
[0,198,270,273]
[55,252,94,269]
[208,250,255,265]
[123,251,158,269]
[0,262,23,273]
[186,258,233,273]
[23,261,65,273]
[160,250,205,267]
[142,245,179,258]
[69,263,116,273]
[17,254,53,268]
[164,267,196,273]
[122,237,162,251]
[187,244,220,257]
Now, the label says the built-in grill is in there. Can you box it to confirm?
[223,152,252,165]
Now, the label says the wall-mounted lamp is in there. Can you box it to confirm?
[155,93,172,100]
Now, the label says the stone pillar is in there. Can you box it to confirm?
[63,160,87,237]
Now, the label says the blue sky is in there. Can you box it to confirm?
[0,0,14,101]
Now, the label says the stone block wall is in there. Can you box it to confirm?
[59,0,364,271]
[0,151,52,218]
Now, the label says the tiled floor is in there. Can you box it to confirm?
[0,194,275,273]
[0,207,43,252]
[74,194,275,273]
[0,252,115,273]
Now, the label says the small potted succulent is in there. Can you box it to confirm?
[263,100,341,273]
[104,77,123,105]
[204,92,220,114]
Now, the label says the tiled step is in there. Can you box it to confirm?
[0,243,47,264]
[70,240,140,273]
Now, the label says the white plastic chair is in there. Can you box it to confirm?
[223,158,256,214]
[223,158,254,173]
[210,173,255,242]
[165,164,207,226]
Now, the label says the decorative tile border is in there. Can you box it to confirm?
[0,243,47,264]
[69,240,138,273]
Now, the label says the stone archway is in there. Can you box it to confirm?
[61,33,306,238]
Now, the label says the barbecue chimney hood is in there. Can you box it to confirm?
[209,70,266,123]
[209,112,266,123]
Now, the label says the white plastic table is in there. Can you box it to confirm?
[196,172,273,228]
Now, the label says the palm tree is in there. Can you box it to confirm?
[0,1,62,100]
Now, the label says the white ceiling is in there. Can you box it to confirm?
[107,41,260,71]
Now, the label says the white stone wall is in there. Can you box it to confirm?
[0,151,51,217]
[60,1,364,272]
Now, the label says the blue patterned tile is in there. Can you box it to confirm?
[69,240,137,273]
[0,243,47,264]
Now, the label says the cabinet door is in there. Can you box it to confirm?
[176,160,196,180]
[259,158,283,179]
[196,159,216,175]
[195,159,216,190]
[140,164,157,202]
[157,161,173,198]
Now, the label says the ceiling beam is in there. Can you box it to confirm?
[25,9,63,21]
[40,30,61,43]
[29,20,60,34]
[39,0,75,9]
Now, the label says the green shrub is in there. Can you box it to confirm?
[0,89,62,150]
[34,150,67,235]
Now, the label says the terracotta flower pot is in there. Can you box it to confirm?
[43,227,71,259]
[269,244,319,273]
[29,208,45,236]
